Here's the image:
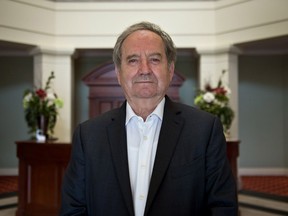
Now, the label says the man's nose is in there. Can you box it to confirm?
[139,60,151,74]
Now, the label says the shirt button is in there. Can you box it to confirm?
[143,136,148,140]
[139,195,145,200]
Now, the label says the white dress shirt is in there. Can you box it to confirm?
[126,98,165,216]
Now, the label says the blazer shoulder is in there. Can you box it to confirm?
[170,100,216,122]
[80,106,124,130]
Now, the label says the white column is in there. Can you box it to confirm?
[198,48,239,140]
[33,48,74,142]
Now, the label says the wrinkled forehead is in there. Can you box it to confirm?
[121,30,166,55]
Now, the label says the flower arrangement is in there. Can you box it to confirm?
[23,71,63,139]
[194,70,234,135]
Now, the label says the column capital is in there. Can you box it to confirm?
[30,46,75,56]
[197,45,241,55]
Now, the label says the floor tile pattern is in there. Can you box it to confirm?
[0,177,17,196]
[241,176,288,197]
[1,175,287,197]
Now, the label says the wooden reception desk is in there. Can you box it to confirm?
[16,140,239,216]
[15,140,71,216]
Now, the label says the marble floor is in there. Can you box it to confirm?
[0,193,287,216]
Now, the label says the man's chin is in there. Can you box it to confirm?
[135,93,160,99]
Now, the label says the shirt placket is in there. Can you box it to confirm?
[134,117,151,216]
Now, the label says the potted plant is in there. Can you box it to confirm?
[194,70,234,137]
[22,71,63,140]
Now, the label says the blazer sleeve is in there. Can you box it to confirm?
[60,125,87,216]
[205,117,238,215]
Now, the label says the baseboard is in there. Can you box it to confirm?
[239,168,288,176]
[0,168,18,176]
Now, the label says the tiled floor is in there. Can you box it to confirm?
[238,176,288,216]
[241,176,288,197]
[0,177,17,195]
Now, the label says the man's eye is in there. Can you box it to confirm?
[151,58,160,64]
[128,59,138,64]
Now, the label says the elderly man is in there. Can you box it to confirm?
[60,21,238,216]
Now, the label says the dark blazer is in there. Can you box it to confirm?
[60,96,238,216]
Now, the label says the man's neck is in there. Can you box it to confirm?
[127,97,164,121]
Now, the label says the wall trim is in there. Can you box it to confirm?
[239,168,288,176]
[0,169,18,176]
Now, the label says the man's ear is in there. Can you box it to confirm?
[115,66,121,85]
[169,62,175,81]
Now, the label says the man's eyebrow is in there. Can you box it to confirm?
[148,53,162,58]
[125,53,162,60]
[126,54,139,60]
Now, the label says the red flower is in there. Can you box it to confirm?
[36,89,47,99]
[212,87,226,95]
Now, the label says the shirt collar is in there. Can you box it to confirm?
[125,97,165,125]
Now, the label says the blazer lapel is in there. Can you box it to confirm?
[145,97,184,214]
[107,103,134,216]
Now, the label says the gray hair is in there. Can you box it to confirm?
[113,21,177,69]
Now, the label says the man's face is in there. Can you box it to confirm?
[116,30,174,102]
